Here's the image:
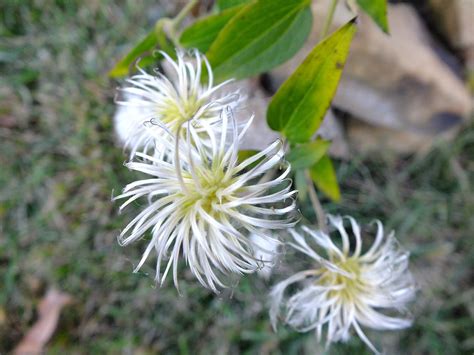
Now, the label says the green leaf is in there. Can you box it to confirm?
[109,19,173,78]
[180,5,246,53]
[294,169,308,202]
[206,0,312,81]
[238,149,258,162]
[237,149,260,169]
[356,0,389,33]
[217,0,251,10]
[267,20,356,143]
[310,155,340,202]
[287,139,330,170]
[109,31,157,78]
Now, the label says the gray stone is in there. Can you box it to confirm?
[317,110,349,159]
[346,119,459,155]
[430,0,474,72]
[335,3,471,132]
[429,0,474,50]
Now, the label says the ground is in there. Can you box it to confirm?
[1,1,473,354]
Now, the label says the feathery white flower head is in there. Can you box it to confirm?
[250,233,281,280]
[114,93,150,149]
[115,107,297,292]
[115,49,242,158]
[270,215,416,353]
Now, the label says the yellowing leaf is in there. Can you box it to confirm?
[267,20,356,143]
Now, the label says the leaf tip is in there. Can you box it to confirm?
[108,66,126,79]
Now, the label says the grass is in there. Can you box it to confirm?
[1,0,473,354]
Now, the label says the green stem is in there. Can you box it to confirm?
[161,0,198,47]
[305,170,328,233]
[173,0,198,28]
[321,0,339,38]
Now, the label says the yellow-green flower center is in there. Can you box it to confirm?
[180,167,235,216]
[161,94,202,132]
[319,258,365,303]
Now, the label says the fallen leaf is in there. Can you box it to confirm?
[13,289,72,355]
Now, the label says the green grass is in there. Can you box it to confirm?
[1,1,473,354]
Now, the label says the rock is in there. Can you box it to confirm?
[338,3,471,132]
[269,1,472,153]
[429,0,474,50]
[466,46,474,75]
[430,0,474,72]
[318,109,349,159]
[346,119,459,155]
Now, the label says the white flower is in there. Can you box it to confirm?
[115,49,242,158]
[115,108,297,292]
[250,233,281,280]
[113,93,150,150]
[270,216,416,353]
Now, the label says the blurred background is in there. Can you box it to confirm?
[1,0,473,353]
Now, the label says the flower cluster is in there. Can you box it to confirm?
[113,49,416,353]
[114,50,296,292]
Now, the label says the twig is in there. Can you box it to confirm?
[321,0,339,38]
[164,0,198,46]
[173,0,198,28]
[305,170,328,233]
